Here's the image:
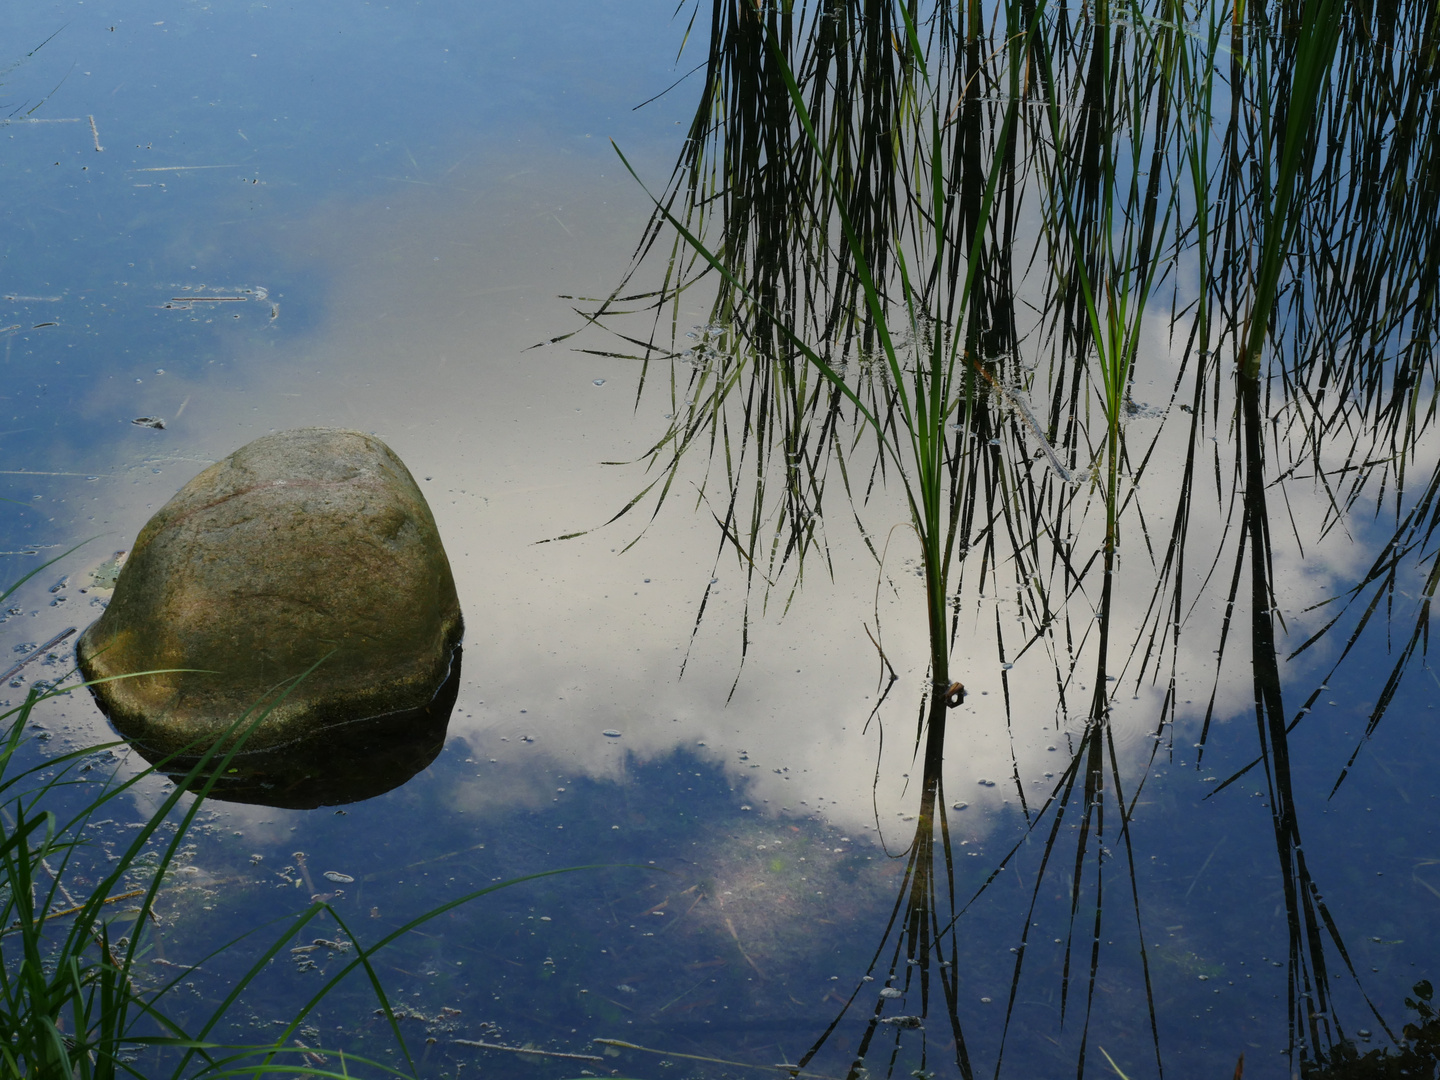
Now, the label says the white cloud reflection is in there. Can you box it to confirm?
[29,139,1421,848]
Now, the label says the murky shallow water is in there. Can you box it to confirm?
[3,1,1438,1078]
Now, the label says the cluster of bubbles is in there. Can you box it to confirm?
[680,323,732,374]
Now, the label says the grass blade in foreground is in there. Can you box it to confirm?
[0,653,589,1078]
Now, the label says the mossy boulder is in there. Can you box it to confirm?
[77,427,462,758]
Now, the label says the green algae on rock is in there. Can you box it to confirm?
[77,427,463,760]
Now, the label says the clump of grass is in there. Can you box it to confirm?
[0,646,573,1077]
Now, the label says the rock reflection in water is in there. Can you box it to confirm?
[126,647,462,809]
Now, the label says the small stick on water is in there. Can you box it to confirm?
[0,888,144,938]
[292,851,317,894]
[964,356,1074,482]
[1183,835,1225,900]
[0,626,77,685]
[88,115,103,151]
[453,1040,602,1063]
[725,916,766,980]
[132,164,244,172]
[1004,388,1074,483]
[594,1039,838,1077]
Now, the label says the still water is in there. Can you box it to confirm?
[3,1,1437,1078]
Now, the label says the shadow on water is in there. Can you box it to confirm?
[132,648,464,810]
[571,0,1440,1075]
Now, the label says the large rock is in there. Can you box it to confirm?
[77,428,462,759]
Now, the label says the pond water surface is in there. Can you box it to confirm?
[3,2,1438,1079]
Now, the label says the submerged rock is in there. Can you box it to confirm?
[77,427,462,764]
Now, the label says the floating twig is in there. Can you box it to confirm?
[1,888,144,938]
[131,164,244,172]
[453,1039,602,1063]
[724,915,766,980]
[0,626,76,685]
[594,1039,838,1077]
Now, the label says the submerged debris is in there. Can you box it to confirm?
[879,1015,923,1029]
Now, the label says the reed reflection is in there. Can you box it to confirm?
[578,0,1440,1074]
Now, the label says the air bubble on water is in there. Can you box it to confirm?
[952,801,967,810]
[602,729,622,738]
[880,987,903,999]
[322,871,354,883]
[593,379,606,386]
[1001,662,1013,670]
